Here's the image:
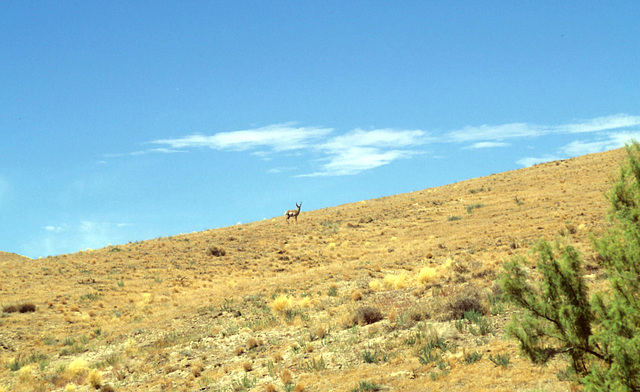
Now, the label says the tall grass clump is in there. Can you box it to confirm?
[383,273,409,290]
[271,295,293,314]
[417,267,438,284]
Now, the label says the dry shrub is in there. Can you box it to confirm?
[369,279,382,291]
[560,223,578,236]
[242,361,253,372]
[20,302,36,313]
[442,286,486,321]
[280,369,292,385]
[87,369,102,389]
[351,290,363,301]
[299,297,312,308]
[294,382,306,391]
[265,384,277,392]
[191,362,204,378]
[451,259,470,274]
[246,337,259,349]
[18,364,35,382]
[100,386,115,392]
[388,309,398,324]
[2,304,17,313]
[352,306,384,326]
[207,246,226,257]
[310,325,328,341]
[3,303,36,313]
[406,306,429,322]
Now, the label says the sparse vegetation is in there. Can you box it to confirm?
[0,147,628,391]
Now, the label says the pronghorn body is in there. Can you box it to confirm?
[285,202,302,223]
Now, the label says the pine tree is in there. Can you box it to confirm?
[501,143,640,391]
[587,142,640,391]
[500,239,599,376]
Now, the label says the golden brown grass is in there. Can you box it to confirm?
[0,148,626,391]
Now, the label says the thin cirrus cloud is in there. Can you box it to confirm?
[516,130,640,167]
[446,114,640,146]
[125,114,640,175]
[300,129,427,177]
[149,123,333,152]
[302,147,415,177]
[148,126,428,176]
[448,114,640,165]
[463,141,511,150]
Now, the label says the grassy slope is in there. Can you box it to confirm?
[0,148,625,392]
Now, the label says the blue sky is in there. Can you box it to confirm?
[2,2,639,258]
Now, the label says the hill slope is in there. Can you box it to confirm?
[0,148,625,391]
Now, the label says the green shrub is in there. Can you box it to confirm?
[361,347,380,364]
[464,351,483,364]
[465,203,485,214]
[417,346,440,365]
[489,353,510,368]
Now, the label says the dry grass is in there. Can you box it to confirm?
[0,148,625,391]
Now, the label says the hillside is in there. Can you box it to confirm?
[0,148,626,392]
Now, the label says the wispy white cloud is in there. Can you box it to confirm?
[463,141,510,150]
[321,129,427,149]
[517,131,640,167]
[150,123,333,152]
[108,114,640,176]
[558,114,640,134]
[446,114,640,144]
[300,129,427,177]
[559,132,640,156]
[44,225,65,233]
[145,125,427,176]
[447,123,539,143]
[303,148,414,177]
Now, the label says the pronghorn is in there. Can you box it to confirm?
[285,202,302,223]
